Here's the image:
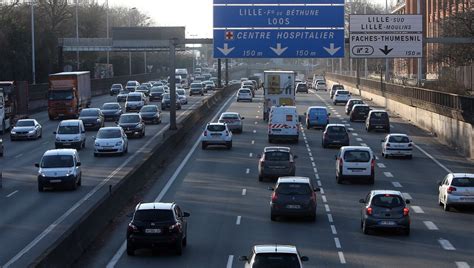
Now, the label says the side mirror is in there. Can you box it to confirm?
[267,187,274,191]
[405,199,411,204]
[115,121,118,124]
[183,212,190,217]
[437,180,442,186]
[328,113,331,116]
[35,163,39,167]
[381,139,385,142]
[314,187,320,192]
[347,129,351,132]
[359,199,366,203]
[301,256,309,262]
[239,256,249,261]
[241,117,245,119]
[304,112,307,116]
[53,131,57,134]
[76,162,81,167]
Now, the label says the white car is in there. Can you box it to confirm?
[438,173,474,211]
[239,245,309,268]
[176,89,188,104]
[35,149,82,192]
[381,134,413,159]
[336,146,375,184]
[201,123,232,150]
[237,88,253,102]
[218,112,244,133]
[315,81,327,91]
[333,90,352,105]
[94,127,128,156]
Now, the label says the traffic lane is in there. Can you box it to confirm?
[0,93,215,265]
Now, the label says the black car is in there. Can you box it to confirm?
[258,147,296,181]
[345,99,364,115]
[100,102,122,121]
[110,84,123,96]
[127,202,190,256]
[149,86,165,101]
[360,190,411,235]
[189,83,204,96]
[117,113,145,138]
[139,105,161,124]
[161,93,182,110]
[296,83,308,93]
[322,124,350,148]
[269,177,319,221]
[78,108,104,130]
[366,110,390,132]
[350,104,371,122]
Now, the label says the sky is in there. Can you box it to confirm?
[111,0,388,38]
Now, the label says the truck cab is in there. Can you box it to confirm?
[0,81,29,134]
[48,72,91,120]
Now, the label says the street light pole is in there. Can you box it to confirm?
[128,7,136,76]
[106,0,109,65]
[31,1,36,84]
[75,0,79,70]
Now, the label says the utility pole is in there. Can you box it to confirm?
[75,0,80,70]
[169,39,177,130]
[106,0,109,65]
[417,0,422,85]
[31,1,36,84]
[128,7,136,76]
[225,59,229,86]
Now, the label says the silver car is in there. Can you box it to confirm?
[218,112,244,133]
[10,119,42,140]
[94,127,128,156]
[438,173,474,211]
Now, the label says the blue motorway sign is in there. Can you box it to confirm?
[213,6,344,28]
[213,29,345,58]
[214,0,345,4]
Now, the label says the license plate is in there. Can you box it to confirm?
[63,143,71,146]
[145,228,161,234]
[211,133,220,136]
[350,169,364,172]
[272,129,281,132]
[333,140,340,143]
[379,221,396,226]
[460,197,474,201]
[376,126,383,129]
[286,204,301,209]
[50,179,61,183]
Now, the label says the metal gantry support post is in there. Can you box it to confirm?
[217,59,222,88]
[169,39,177,130]
[225,59,229,86]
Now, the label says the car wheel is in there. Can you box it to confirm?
[126,242,135,256]
[201,142,207,150]
[227,141,232,150]
[404,227,411,236]
[306,122,310,129]
[384,152,388,159]
[366,126,371,132]
[270,214,277,221]
[182,236,187,247]
[175,239,183,256]
[258,174,263,182]
[443,201,451,212]
[336,172,343,184]
[362,221,370,234]
[71,179,77,190]
[38,182,44,192]
[77,175,82,186]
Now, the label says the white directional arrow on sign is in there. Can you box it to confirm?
[323,43,341,56]
[217,43,235,56]
[270,43,288,56]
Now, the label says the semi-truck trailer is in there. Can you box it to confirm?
[263,71,296,121]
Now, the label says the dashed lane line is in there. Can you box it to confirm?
[348,128,354,131]
[6,190,19,198]
[331,225,338,235]
[377,163,386,168]
[253,130,256,134]
[392,182,403,188]
[438,239,456,250]
[242,189,247,196]
[322,195,327,203]
[251,140,255,145]
[320,188,325,194]
[325,204,331,212]
[334,237,341,249]
[317,180,322,187]
[245,168,250,174]
[236,216,241,225]
[356,138,363,142]
[423,221,439,230]
[384,172,394,177]
[411,206,424,213]
[402,192,413,200]
[226,255,234,268]
[249,153,253,158]
[413,144,452,173]
[352,133,358,136]
[327,214,334,223]
[338,252,346,264]
[455,262,470,268]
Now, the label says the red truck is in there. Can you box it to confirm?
[48,71,91,120]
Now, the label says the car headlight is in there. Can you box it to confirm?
[115,141,123,146]
[135,124,142,129]
[74,137,80,141]
[96,119,101,122]
[10,131,16,134]
[56,137,61,141]
[28,130,36,134]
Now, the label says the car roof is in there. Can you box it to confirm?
[326,124,346,128]
[98,126,122,131]
[81,108,100,111]
[17,119,35,122]
[353,104,369,107]
[387,133,409,137]
[128,92,142,96]
[451,173,474,178]
[208,122,226,126]
[264,146,290,153]
[103,102,120,105]
[348,98,362,101]
[43,149,77,156]
[59,119,81,125]
[340,146,372,151]
[137,202,174,211]
[370,190,403,196]
[308,106,327,110]
[369,109,387,113]
[277,176,311,184]
[254,245,298,254]
[141,105,158,108]
[221,112,240,116]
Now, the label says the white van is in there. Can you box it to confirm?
[54,119,86,150]
[268,106,299,143]
[35,149,82,191]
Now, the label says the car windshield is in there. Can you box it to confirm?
[207,125,225,132]
[343,150,371,162]
[80,109,99,117]
[371,194,405,208]
[16,120,35,127]
[97,129,122,139]
[451,177,474,187]
[119,115,139,123]
[371,112,388,119]
[119,90,128,95]
[298,84,307,88]
[151,87,164,93]
[177,89,185,95]
[134,209,174,223]
[112,84,122,89]
[102,103,120,110]
[141,106,157,112]
[252,253,301,268]
[57,125,79,134]
[127,95,141,101]
[388,136,410,143]
[327,126,346,133]
[317,82,326,85]
[49,90,73,100]
[265,151,290,161]
[126,82,137,86]
[351,100,363,105]
[276,183,311,195]
[41,155,74,168]
[191,84,202,88]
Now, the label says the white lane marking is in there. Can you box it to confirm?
[304,140,308,145]
[236,216,241,225]
[392,182,403,188]
[256,115,259,119]
[317,180,322,187]
[227,255,234,268]
[438,239,456,250]
[337,115,342,118]
[348,128,354,131]
[413,144,452,173]
[377,163,386,168]
[308,152,312,157]
[322,195,327,203]
[423,221,439,230]
[455,262,470,268]
[251,140,255,145]
[325,204,331,212]
[356,138,363,141]
[384,172,394,177]
[307,148,311,152]
[254,121,258,125]
[42,141,49,145]
[320,188,325,194]
[402,192,413,200]
[6,190,19,198]
[242,189,247,196]
[338,252,346,264]
[411,206,424,214]
[375,155,379,160]
[327,214,333,223]
[331,225,338,235]
[352,133,358,136]
[253,130,256,133]
[105,92,237,268]
[313,167,318,173]
[257,110,260,113]
[334,237,341,249]
[14,153,23,159]
[249,153,253,158]
[246,168,250,174]
[315,174,320,179]
[312,162,316,167]
[310,157,314,161]
[390,124,395,128]
[360,143,368,147]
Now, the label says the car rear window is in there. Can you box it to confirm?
[337,90,349,95]
[102,103,120,110]
[127,95,142,101]
[80,109,99,116]
[253,253,301,268]
[221,114,239,120]
[333,85,344,90]
[451,177,474,187]
[371,194,405,208]
[327,126,346,133]
[239,89,251,94]
[388,136,410,143]
[265,151,290,161]
[298,84,307,89]
[371,112,389,119]
[354,106,370,112]
[276,183,312,195]
[134,209,174,223]
[207,125,226,132]
[343,150,371,162]
[140,106,157,112]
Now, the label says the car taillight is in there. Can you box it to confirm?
[310,192,316,202]
[403,207,409,216]
[371,159,375,169]
[128,223,138,233]
[366,207,373,215]
[203,130,208,136]
[271,192,278,202]
[169,223,182,232]
[447,186,457,193]
[408,143,413,147]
